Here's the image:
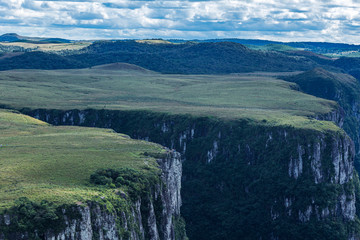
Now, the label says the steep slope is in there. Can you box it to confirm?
[0,109,185,240]
[283,50,335,66]
[25,108,360,240]
[332,57,360,80]
[283,68,359,101]
[283,68,360,170]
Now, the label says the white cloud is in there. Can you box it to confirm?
[0,0,360,43]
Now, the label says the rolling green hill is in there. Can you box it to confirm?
[0,41,325,73]
[68,41,321,74]
[1,37,359,76]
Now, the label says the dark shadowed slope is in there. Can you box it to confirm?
[0,41,328,73]
[0,51,85,70]
[68,41,321,74]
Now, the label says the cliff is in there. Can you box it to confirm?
[0,147,184,240]
[23,108,360,240]
[283,68,360,171]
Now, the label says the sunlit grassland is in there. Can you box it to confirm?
[0,42,91,52]
[0,109,164,211]
[0,67,340,131]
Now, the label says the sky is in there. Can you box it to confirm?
[0,0,360,43]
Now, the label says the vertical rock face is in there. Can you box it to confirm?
[287,134,354,186]
[350,102,360,155]
[287,69,360,166]
[157,151,182,239]
[315,108,345,128]
[23,108,360,239]
[286,133,356,221]
[0,151,183,240]
[288,145,304,179]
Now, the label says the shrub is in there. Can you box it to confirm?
[90,168,160,199]
[0,197,77,238]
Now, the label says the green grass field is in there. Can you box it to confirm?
[0,65,339,130]
[0,109,165,211]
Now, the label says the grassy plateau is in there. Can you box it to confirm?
[0,109,165,211]
[0,64,340,131]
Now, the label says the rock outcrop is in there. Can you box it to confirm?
[23,108,360,239]
[0,151,183,240]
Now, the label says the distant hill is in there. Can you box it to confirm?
[0,40,340,73]
[3,34,360,54]
[248,43,297,52]
[0,33,22,42]
[168,38,280,45]
[38,38,72,44]
[286,41,360,54]
[67,41,323,74]
[0,39,357,74]
[92,62,154,73]
[0,33,71,43]
[281,50,336,68]
[333,57,360,71]
[0,51,85,70]
[169,39,360,55]
[331,57,360,80]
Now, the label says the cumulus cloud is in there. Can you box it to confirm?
[0,0,360,43]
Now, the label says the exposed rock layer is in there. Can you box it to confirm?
[0,150,183,240]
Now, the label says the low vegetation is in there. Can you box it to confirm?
[0,67,340,131]
[0,109,165,210]
[90,167,160,199]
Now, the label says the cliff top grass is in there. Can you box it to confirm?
[0,66,340,131]
[0,109,165,211]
